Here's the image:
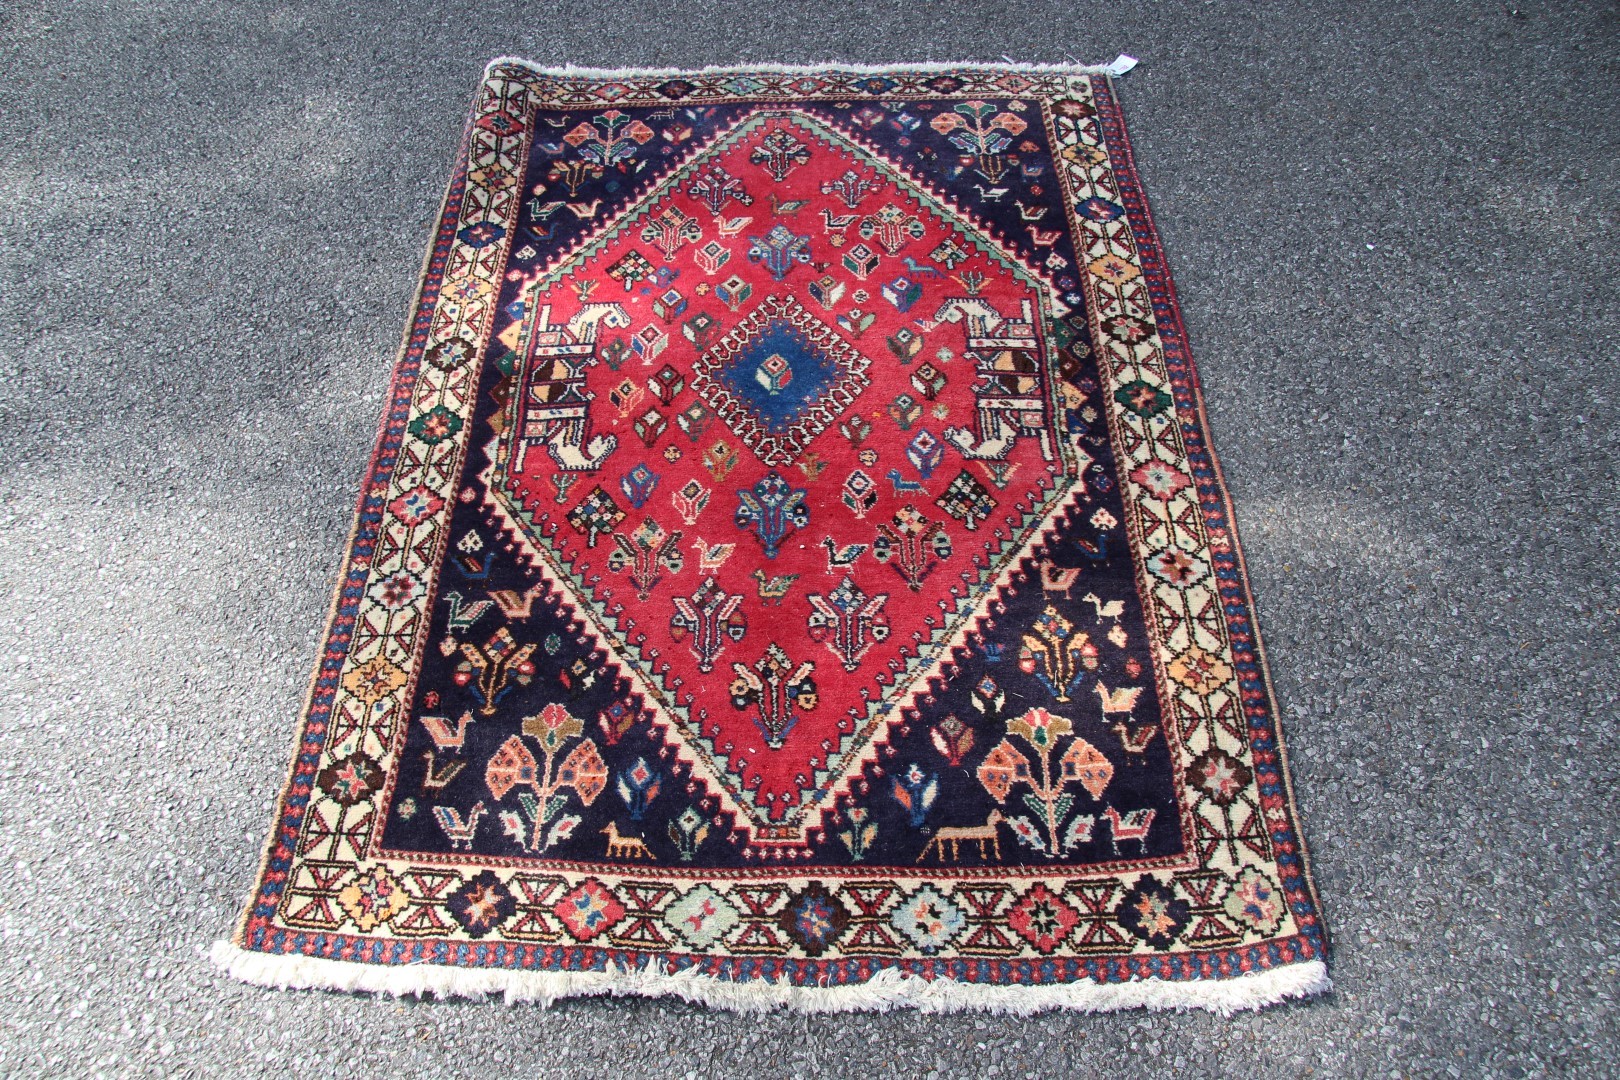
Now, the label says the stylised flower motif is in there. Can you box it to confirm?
[1005,706,1073,750]
[447,871,516,938]
[368,570,422,610]
[1088,254,1140,284]
[338,866,410,932]
[1076,196,1125,223]
[522,702,585,754]
[1117,876,1190,949]
[423,335,479,371]
[1129,461,1192,500]
[456,221,506,249]
[1167,645,1235,696]
[1006,884,1079,953]
[554,879,625,942]
[1113,379,1172,418]
[1102,314,1153,343]
[1223,868,1285,934]
[388,485,445,526]
[1148,547,1205,586]
[890,885,965,953]
[665,884,740,948]
[1005,814,1044,850]
[1188,749,1254,807]
[777,882,849,957]
[342,655,407,705]
[406,404,464,445]
[316,753,383,806]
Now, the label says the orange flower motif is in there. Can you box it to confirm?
[1167,645,1235,696]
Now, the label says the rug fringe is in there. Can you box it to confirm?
[481,57,1134,80]
[212,941,1326,1016]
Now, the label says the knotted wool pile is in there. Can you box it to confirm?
[217,59,1328,1013]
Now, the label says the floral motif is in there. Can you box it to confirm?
[554,879,625,942]
[890,885,965,953]
[337,866,410,932]
[1117,876,1190,950]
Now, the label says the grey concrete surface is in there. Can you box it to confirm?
[1,1,1616,1076]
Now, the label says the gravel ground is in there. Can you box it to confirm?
[1,1,1616,1076]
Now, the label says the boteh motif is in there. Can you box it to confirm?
[225,62,1325,1011]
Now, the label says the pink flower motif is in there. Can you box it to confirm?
[1129,461,1192,500]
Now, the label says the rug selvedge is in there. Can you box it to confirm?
[222,61,1327,1010]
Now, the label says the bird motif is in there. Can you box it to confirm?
[1095,681,1145,717]
[1027,226,1062,247]
[716,215,753,236]
[796,452,827,481]
[1081,592,1126,623]
[1074,533,1110,561]
[443,590,493,633]
[884,468,923,494]
[690,538,736,573]
[432,802,486,851]
[1112,721,1158,760]
[420,710,475,752]
[820,207,856,231]
[820,536,869,571]
[751,568,799,604]
[489,583,545,620]
[421,751,467,794]
[974,184,1009,201]
[769,193,809,215]
[566,199,602,219]
[1036,558,1083,597]
[531,199,566,219]
[1015,199,1049,222]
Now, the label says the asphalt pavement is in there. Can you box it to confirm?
[0,1,1615,1076]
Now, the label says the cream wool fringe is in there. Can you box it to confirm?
[481,57,1138,79]
[213,942,1327,1016]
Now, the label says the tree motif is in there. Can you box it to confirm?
[806,576,891,671]
[669,577,747,673]
[455,626,537,716]
[929,100,1028,183]
[486,703,608,853]
[728,643,817,749]
[976,707,1113,858]
[563,110,655,168]
[1018,605,1099,702]
[607,518,684,601]
[735,471,809,558]
[872,505,951,590]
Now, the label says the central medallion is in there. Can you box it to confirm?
[692,295,871,467]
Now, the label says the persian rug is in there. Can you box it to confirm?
[216,59,1328,1013]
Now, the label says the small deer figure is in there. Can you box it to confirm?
[917,810,1003,863]
[601,821,652,860]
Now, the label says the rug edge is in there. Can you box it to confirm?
[211,941,1328,1016]
[482,57,1119,79]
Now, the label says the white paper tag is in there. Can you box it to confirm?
[1106,54,1139,77]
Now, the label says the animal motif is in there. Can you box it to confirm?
[1027,226,1062,247]
[1037,558,1083,597]
[901,256,943,279]
[884,469,923,493]
[796,452,828,481]
[1104,805,1156,856]
[489,583,545,620]
[432,801,485,850]
[974,184,1009,201]
[1094,681,1145,717]
[420,751,467,794]
[917,810,1003,863]
[1113,721,1158,759]
[443,590,493,633]
[935,296,1054,462]
[1081,592,1125,623]
[751,568,799,604]
[821,536,868,571]
[567,199,602,219]
[513,302,628,473]
[1015,199,1048,222]
[420,711,474,752]
[690,538,736,573]
[768,193,809,215]
[601,821,651,860]
[716,215,752,236]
